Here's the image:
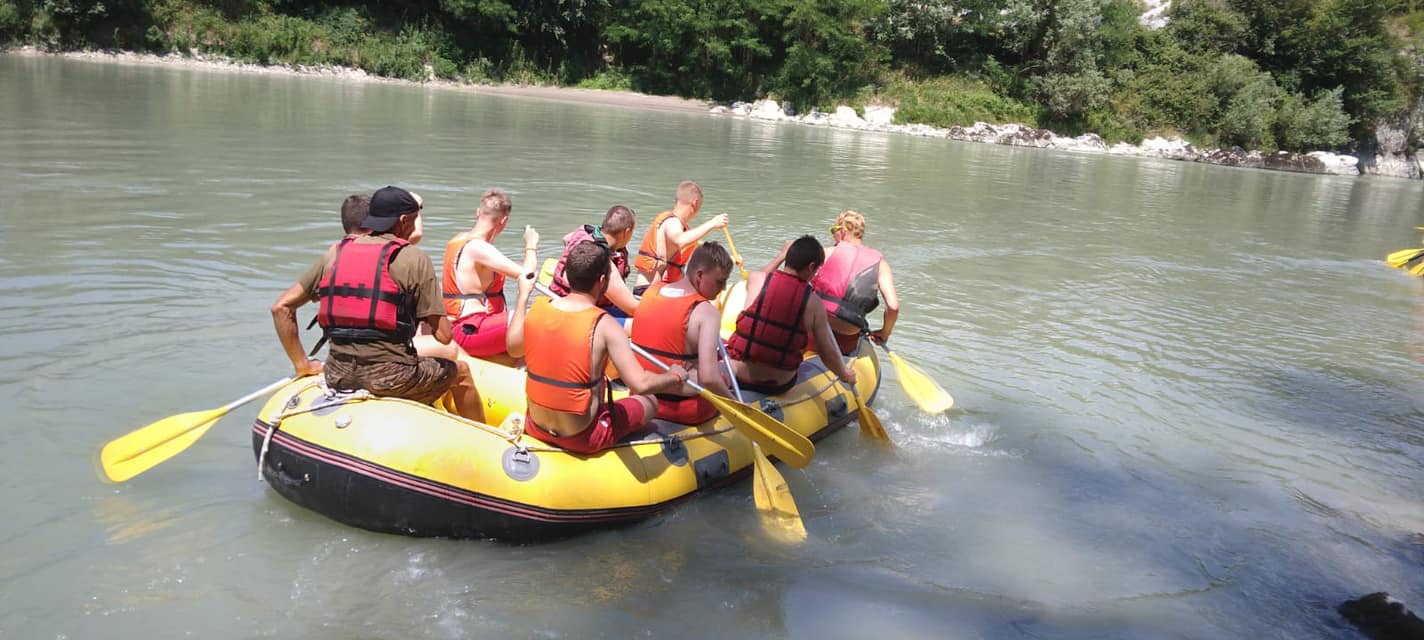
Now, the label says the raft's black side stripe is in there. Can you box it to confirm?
[252,422,672,523]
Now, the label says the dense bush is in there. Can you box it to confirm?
[862,72,1037,127]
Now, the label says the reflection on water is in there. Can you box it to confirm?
[1,53,1423,639]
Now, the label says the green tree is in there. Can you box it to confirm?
[1166,0,1249,55]
[1275,86,1353,149]
[775,0,886,107]
[1210,55,1283,148]
[604,0,778,99]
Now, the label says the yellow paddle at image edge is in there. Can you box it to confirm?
[99,377,295,483]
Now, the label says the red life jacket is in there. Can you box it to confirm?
[727,270,811,370]
[634,211,695,283]
[812,243,882,330]
[629,282,706,370]
[316,236,416,343]
[551,224,630,304]
[441,237,506,319]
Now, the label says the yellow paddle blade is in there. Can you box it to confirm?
[854,392,891,442]
[1386,248,1424,268]
[702,391,815,468]
[888,350,954,414]
[751,443,807,543]
[717,280,747,338]
[1411,260,1424,276]
[537,257,558,288]
[100,408,228,483]
[98,377,293,483]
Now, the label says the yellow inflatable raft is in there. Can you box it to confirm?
[251,332,880,542]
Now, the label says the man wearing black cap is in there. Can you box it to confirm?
[271,186,484,421]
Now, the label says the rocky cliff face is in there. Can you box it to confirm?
[1361,110,1420,179]
[1139,0,1171,29]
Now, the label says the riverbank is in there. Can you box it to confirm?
[719,100,1380,179]
[6,47,713,114]
[7,46,1410,179]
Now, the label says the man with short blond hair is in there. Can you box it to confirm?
[441,188,537,363]
[630,242,735,424]
[633,180,728,286]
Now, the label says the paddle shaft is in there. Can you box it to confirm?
[721,227,750,281]
[229,377,298,412]
[629,342,709,395]
[717,340,744,402]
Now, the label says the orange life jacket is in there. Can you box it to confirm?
[441,236,506,319]
[525,297,607,414]
[727,270,811,370]
[629,283,707,372]
[634,210,696,283]
[811,243,882,330]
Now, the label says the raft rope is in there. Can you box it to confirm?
[254,362,864,475]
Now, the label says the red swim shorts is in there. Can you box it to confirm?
[654,393,718,425]
[833,331,862,355]
[453,311,509,358]
[524,397,652,454]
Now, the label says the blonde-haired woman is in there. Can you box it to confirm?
[810,210,900,355]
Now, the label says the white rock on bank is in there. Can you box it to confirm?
[709,98,1384,179]
[1135,136,1196,160]
[749,98,789,120]
[1049,133,1109,153]
[799,108,830,126]
[829,106,866,128]
[1307,151,1361,176]
[863,105,896,128]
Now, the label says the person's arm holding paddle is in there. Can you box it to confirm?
[690,299,734,398]
[468,224,539,282]
[600,315,687,395]
[272,248,336,377]
[807,294,856,387]
[668,212,728,250]
[271,282,323,377]
[505,270,536,358]
[871,260,900,345]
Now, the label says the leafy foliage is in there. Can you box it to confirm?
[0,0,1414,151]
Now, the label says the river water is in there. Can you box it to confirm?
[2,54,1422,639]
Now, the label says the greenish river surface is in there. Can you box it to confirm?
[2,55,1423,639]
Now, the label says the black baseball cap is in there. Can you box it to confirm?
[364,186,421,232]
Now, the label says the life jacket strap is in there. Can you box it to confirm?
[527,370,602,389]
